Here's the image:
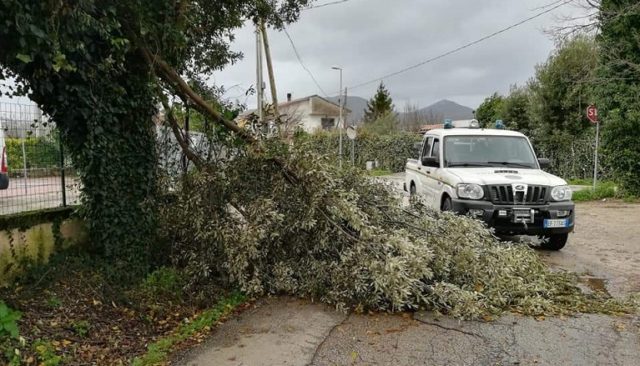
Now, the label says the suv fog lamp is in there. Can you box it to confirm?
[469,209,484,217]
[498,210,508,217]
[551,186,573,201]
[457,183,484,200]
[557,210,570,218]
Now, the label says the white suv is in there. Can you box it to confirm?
[404,123,574,250]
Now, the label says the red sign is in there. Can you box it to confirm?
[587,105,598,124]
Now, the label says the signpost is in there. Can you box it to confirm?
[587,105,599,190]
[346,126,357,166]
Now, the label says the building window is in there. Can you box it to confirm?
[321,118,335,130]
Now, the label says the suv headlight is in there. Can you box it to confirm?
[457,183,484,200]
[551,185,573,201]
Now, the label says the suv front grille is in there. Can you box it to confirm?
[488,185,547,205]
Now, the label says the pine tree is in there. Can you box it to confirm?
[364,82,395,123]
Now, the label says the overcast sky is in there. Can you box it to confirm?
[1,0,587,110]
[214,0,587,110]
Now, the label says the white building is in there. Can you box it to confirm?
[240,94,351,134]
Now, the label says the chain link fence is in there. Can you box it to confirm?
[0,102,80,215]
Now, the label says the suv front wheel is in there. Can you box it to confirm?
[539,233,568,251]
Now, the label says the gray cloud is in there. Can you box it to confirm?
[215,0,587,110]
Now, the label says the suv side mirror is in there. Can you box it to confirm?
[538,158,550,169]
[422,156,439,167]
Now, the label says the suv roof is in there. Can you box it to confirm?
[425,128,526,138]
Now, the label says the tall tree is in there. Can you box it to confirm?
[0,0,310,275]
[364,82,395,123]
[528,35,598,139]
[501,85,533,136]
[596,0,640,194]
[475,92,504,128]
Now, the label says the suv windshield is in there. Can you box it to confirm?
[444,135,538,169]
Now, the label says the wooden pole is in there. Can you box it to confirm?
[260,19,280,123]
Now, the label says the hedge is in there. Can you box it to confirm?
[299,131,421,173]
[5,137,61,171]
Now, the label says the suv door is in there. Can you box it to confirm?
[422,138,442,208]
[417,136,434,204]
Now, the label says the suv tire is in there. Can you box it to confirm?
[441,197,453,212]
[539,233,568,251]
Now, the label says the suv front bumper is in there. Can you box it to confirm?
[451,199,575,235]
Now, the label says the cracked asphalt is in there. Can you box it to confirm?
[177,201,640,366]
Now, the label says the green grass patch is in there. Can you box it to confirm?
[131,292,246,366]
[368,168,392,177]
[567,178,593,186]
[573,181,618,202]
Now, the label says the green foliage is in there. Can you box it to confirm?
[70,320,91,338]
[5,137,60,171]
[501,86,533,136]
[0,301,21,339]
[300,130,421,173]
[595,0,640,195]
[33,340,62,366]
[0,0,310,282]
[364,82,395,123]
[475,92,504,128]
[476,36,602,180]
[159,143,629,318]
[572,182,618,202]
[361,113,400,135]
[46,296,62,309]
[139,267,186,301]
[131,292,245,366]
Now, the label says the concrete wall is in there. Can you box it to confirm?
[0,208,87,285]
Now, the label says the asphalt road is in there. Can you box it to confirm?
[178,197,640,366]
[0,177,80,215]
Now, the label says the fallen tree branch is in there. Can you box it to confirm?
[159,95,205,169]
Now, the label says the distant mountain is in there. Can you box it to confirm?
[327,96,368,125]
[416,99,475,122]
[326,97,474,125]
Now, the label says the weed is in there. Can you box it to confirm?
[573,182,618,202]
[139,267,185,301]
[46,296,62,309]
[131,292,245,366]
[0,301,21,339]
[33,340,62,366]
[70,320,91,338]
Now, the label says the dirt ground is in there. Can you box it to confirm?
[536,201,640,297]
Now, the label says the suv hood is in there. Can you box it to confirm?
[446,168,567,187]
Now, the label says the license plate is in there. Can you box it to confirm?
[544,219,568,228]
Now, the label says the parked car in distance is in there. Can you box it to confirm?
[404,120,574,250]
[0,124,8,190]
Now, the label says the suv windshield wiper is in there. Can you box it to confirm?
[488,161,535,168]
[446,162,491,168]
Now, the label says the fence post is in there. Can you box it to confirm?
[59,134,67,207]
[21,129,28,195]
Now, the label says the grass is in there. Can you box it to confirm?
[573,181,618,202]
[567,178,593,186]
[131,292,246,366]
[368,168,393,177]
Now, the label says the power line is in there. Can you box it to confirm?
[347,0,573,91]
[283,28,329,96]
[304,0,354,11]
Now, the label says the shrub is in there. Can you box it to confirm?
[299,130,421,173]
[5,137,60,171]
[159,143,615,318]
[0,301,21,339]
[572,182,618,202]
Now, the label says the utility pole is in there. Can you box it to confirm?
[332,66,343,167]
[256,24,264,123]
[259,20,279,124]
